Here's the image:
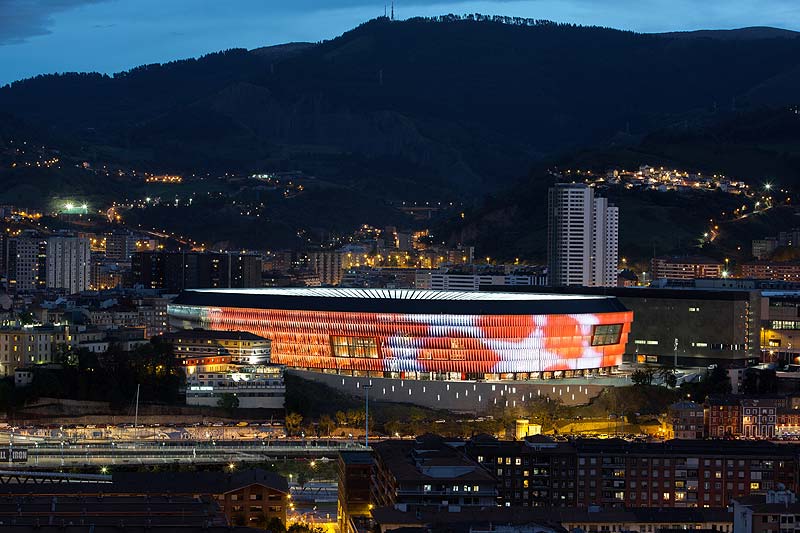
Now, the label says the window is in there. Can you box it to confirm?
[592,324,623,346]
[330,336,379,358]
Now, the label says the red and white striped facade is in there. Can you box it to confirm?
[168,288,633,379]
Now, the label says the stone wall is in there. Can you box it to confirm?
[290,370,607,413]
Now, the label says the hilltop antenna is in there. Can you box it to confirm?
[391,1,394,20]
[384,4,386,17]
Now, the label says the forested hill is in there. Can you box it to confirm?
[2,16,800,197]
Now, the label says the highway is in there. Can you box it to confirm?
[0,440,367,468]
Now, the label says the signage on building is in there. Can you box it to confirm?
[0,448,28,462]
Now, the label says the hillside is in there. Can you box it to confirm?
[3,17,800,256]
[3,17,800,200]
[441,106,800,262]
[657,27,800,40]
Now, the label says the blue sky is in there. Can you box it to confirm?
[1,0,799,86]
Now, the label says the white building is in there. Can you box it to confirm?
[547,183,619,287]
[415,271,547,291]
[186,365,285,409]
[45,235,91,294]
[8,231,47,292]
[308,251,345,286]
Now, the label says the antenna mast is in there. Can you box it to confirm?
[391,1,394,20]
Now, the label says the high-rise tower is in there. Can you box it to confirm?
[547,183,619,287]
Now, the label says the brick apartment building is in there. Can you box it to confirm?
[371,435,497,509]
[462,437,799,509]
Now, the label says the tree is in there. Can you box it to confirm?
[217,393,239,414]
[285,412,303,436]
[631,367,656,386]
[318,414,335,437]
[384,419,403,437]
[334,411,347,427]
[659,366,678,388]
[266,517,287,533]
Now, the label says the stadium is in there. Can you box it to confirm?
[168,288,633,381]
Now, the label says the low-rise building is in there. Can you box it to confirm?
[0,469,289,528]
[166,329,271,364]
[0,324,72,376]
[741,262,800,283]
[670,400,706,439]
[730,488,799,533]
[371,435,497,509]
[370,505,732,533]
[707,396,742,438]
[173,330,283,409]
[741,398,778,439]
[185,364,285,410]
[651,256,724,280]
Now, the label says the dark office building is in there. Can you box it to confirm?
[132,251,261,291]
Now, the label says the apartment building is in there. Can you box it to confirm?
[371,435,497,509]
[547,183,619,287]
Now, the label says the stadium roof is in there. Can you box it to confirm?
[171,288,628,315]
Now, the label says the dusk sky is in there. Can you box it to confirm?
[2,0,799,86]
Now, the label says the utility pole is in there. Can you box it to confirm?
[134,384,140,446]
[363,384,373,447]
[674,338,679,369]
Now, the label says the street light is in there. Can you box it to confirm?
[363,384,373,448]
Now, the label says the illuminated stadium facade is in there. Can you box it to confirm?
[168,288,633,381]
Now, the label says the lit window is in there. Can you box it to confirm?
[592,324,623,346]
[750,482,760,490]
[330,336,379,358]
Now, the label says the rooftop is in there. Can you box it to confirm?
[370,505,731,527]
[172,288,627,315]
[163,329,268,342]
[373,437,494,484]
[0,469,288,497]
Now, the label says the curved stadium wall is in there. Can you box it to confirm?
[168,288,633,380]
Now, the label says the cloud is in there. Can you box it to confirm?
[0,0,109,44]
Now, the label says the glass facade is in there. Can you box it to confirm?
[169,303,633,377]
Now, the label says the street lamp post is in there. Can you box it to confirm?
[363,384,373,447]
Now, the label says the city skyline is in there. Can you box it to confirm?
[1,0,799,85]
